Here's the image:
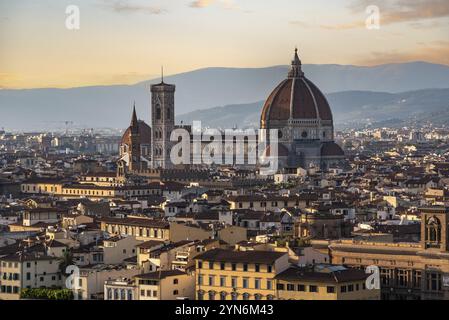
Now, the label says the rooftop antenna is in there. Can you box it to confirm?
[161,66,164,83]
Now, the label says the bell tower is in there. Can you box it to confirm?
[129,104,141,172]
[420,207,449,251]
[150,70,175,169]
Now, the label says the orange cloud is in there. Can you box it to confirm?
[381,0,449,25]
[323,0,449,30]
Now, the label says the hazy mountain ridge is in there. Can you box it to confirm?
[178,88,449,129]
[1,61,449,130]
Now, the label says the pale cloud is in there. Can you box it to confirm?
[101,0,166,15]
[356,41,449,66]
[289,20,312,28]
[319,21,365,30]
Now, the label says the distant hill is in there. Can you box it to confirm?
[1,61,449,130]
[178,88,449,129]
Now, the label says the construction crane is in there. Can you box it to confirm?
[43,120,74,134]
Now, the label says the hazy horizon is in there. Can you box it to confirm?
[1,60,448,91]
[1,0,449,89]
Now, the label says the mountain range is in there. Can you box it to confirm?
[178,88,449,129]
[0,61,449,131]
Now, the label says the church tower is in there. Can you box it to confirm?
[151,73,175,169]
[421,207,449,251]
[129,104,141,172]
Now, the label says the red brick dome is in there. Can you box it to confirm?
[263,144,289,157]
[321,142,344,157]
[121,120,151,146]
[261,49,333,127]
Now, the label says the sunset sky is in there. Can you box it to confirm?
[1,0,448,89]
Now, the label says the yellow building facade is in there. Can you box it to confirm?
[275,265,380,300]
[194,249,289,300]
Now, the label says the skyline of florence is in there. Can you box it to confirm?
[1,0,449,89]
[1,0,449,306]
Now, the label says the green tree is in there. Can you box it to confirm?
[58,249,74,274]
[20,288,73,300]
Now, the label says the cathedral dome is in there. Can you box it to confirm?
[321,142,344,157]
[121,120,151,146]
[263,143,289,157]
[261,49,333,127]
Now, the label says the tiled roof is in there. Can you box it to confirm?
[194,248,286,264]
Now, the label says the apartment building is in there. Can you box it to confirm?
[194,249,289,300]
[137,239,223,273]
[77,265,140,300]
[104,278,136,300]
[22,208,63,227]
[135,270,195,300]
[20,179,63,195]
[100,217,170,242]
[20,180,163,200]
[0,252,62,300]
[102,235,142,265]
[226,194,317,211]
[275,265,380,300]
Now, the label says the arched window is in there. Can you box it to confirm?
[242,293,250,300]
[426,216,441,248]
[209,291,216,300]
[220,292,227,300]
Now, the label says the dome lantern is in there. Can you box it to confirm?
[288,48,304,79]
